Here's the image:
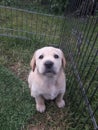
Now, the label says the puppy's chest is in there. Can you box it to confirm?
[42,85,59,100]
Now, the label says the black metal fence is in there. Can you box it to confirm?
[0,4,64,46]
[63,0,98,129]
[0,0,98,130]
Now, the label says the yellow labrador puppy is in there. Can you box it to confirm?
[28,46,66,113]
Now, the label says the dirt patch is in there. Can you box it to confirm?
[9,62,29,82]
[21,101,71,130]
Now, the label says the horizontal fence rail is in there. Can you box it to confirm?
[0,5,64,45]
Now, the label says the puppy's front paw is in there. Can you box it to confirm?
[36,104,46,113]
[56,99,65,108]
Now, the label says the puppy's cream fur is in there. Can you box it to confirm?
[28,46,66,113]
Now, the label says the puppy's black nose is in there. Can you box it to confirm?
[44,61,53,69]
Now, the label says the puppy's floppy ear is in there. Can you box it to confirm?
[62,52,66,69]
[30,53,36,72]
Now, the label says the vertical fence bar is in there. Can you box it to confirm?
[64,0,98,130]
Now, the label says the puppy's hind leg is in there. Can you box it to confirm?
[56,93,65,108]
[35,96,46,113]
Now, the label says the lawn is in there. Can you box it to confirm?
[0,5,98,130]
[0,65,35,130]
[0,36,74,130]
[0,7,73,130]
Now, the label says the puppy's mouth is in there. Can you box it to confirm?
[43,69,56,76]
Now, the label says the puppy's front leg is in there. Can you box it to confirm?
[35,95,45,113]
[56,93,65,108]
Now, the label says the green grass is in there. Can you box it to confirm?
[0,65,35,130]
[0,5,98,130]
[0,7,73,129]
[0,38,75,130]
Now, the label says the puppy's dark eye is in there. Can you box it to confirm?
[39,55,44,59]
[54,54,59,59]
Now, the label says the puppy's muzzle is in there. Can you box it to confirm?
[44,61,53,69]
[44,60,56,75]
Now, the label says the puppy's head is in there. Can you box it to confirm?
[30,47,66,76]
